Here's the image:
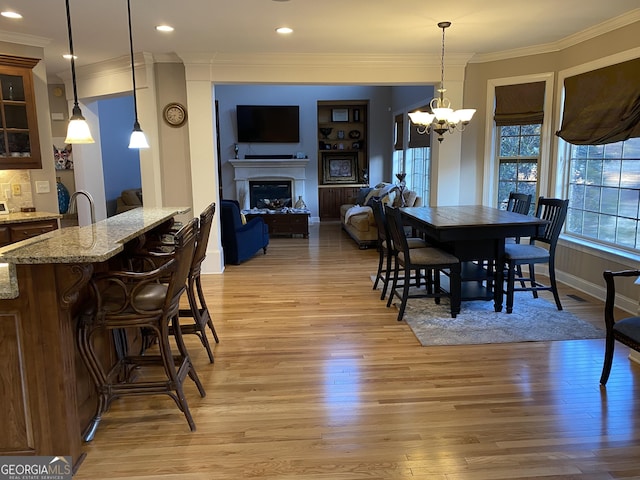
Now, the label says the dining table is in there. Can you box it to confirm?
[400,205,549,312]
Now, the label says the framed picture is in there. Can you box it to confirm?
[331,108,349,122]
[0,201,8,215]
[322,152,358,184]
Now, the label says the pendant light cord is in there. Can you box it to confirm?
[65,0,80,110]
[127,0,139,123]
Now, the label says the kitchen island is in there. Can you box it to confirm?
[0,207,188,473]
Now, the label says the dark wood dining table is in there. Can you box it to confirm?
[400,205,549,312]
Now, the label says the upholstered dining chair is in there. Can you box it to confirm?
[600,269,640,386]
[76,218,206,441]
[385,205,461,321]
[371,198,427,300]
[503,197,569,314]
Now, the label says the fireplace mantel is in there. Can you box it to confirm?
[229,158,310,210]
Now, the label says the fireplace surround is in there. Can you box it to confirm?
[229,158,309,210]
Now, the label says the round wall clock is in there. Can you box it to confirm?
[163,102,187,127]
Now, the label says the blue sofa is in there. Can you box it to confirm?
[220,200,269,264]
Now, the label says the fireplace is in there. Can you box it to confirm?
[229,158,310,210]
[250,180,292,209]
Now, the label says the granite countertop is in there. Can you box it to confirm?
[0,207,189,299]
[0,211,62,224]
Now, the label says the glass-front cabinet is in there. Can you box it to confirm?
[0,55,41,169]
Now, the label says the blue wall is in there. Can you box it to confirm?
[214,84,434,216]
[98,95,142,216]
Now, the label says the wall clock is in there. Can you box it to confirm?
[163,102,187,127]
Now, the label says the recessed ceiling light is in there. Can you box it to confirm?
[62,54,78,60]
[1,11,22,19]
[276,27,293,34]
[156,25,174,32]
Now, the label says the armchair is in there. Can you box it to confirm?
[220,200,269,265]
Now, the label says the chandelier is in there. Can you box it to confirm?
[408,21,475,143]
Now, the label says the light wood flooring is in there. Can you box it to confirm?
[75,221,640,480]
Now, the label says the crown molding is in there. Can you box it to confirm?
[470,9,640,64]
[0,31,50,48]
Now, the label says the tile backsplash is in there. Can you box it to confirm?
[0,170,33,212]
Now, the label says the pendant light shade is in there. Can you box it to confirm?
[127,0,149,149]
[129,121,150,149]
[64,0,94,144]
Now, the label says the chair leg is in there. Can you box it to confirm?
[506,261,516,314]
[186,280,215,363]
[157,321,198,432]
[373,244,384,291]
[76,318,110,442]
[547,258,563,311]
[449,265,461,318]
[387,258,400,308]
[397,266,411,322]
[600,334,615,386]
[196,275,219,343]
[380,247,393,300]
[528,263,539,299]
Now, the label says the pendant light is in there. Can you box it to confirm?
[408,22,475,143]
[127,0,149,149]
[64,0,94,144]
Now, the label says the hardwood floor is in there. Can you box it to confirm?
[75,222,640,480]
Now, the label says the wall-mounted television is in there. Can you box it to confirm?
[236,105,300,143]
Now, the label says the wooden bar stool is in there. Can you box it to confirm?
[76,217,205,441]
[176,202,219,363]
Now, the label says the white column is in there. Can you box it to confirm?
[184,64,223,273]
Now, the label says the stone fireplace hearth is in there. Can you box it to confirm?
[229,158,310,210]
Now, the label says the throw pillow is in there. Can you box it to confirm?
[355,187,372,206]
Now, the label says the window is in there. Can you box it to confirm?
[405,146,430,204]
[566,137,640,249]
[497,124,540,212]
[392,110,431,204]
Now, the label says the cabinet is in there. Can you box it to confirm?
[0,55,41,169]
[318,186,361,220]
[0,219,58,246]
[317,100,368,220]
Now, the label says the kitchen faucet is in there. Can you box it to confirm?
[68,190,96,224]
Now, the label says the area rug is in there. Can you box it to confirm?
[375,276,605,345]
[402,293,604,346]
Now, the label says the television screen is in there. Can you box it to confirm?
[236,105,300,143]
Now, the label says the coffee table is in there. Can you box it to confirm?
[245,211,310,238]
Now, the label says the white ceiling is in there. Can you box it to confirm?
[0,0,638,81]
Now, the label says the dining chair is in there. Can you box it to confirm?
[506,192,532,216]
[76,217,206,441]
[371,198,427,300]
[503,197,569,314]
[600,269,640,386]
[385,205,461,320]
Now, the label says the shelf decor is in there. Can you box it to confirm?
[322,152,358,184]
[331,108,349,122]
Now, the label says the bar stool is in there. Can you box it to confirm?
[76,217,205,441]
[175,202,219,363]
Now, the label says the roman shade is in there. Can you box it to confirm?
[494,82,545,126]
[408,105,431,148]
[556,58,640,145]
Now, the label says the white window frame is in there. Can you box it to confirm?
[483,73,555,207]
[554,46,640,262]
